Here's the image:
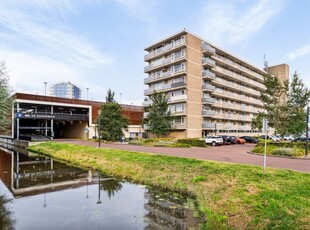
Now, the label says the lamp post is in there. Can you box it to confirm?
[86,88,89,100]
[98,110,101,147]
[306,106,309,158]
[44,82,47,96]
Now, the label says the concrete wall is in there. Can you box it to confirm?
[185,33,203,138]
[62,121,88,139]
[265,64,289,82]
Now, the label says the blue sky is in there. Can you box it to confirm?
[0,0,310,105]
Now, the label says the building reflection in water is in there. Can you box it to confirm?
[0,144,204,229]
[144,188,203,230]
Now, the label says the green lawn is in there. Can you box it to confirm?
[28,142,310,229]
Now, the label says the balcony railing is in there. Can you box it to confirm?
[202,97,216,103]
[171,81,186,88]
[202,70,215,79]
[144,82,186,95]
[143,99,152,107]
[213,54,264,81]
[144,71,172,83]
[202,122,215,129]
[202,43,215,54]
[168,95,187,102]
[202,84,215,91]
[202,110,216,116]
[172,123,186,129]
[144,43,173,60]
[202,57,215,67]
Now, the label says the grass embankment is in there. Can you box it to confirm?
[28,142,310,229]
[129,138,206,148]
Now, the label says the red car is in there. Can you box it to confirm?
[234,137,246,144]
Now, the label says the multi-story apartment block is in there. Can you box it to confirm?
[143,30,289,139]
[50,82,81,99]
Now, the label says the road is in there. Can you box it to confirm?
[54,139,310,173]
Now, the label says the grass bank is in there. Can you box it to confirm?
[28,142,310,229]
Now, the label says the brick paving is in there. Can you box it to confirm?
[54,139,310,174]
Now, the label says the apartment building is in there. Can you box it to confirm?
[50,82,81,99]
[143,30,288,139]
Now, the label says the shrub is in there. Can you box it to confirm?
[255,142,306,149]
[173,143,191,148]
[177,138,206,147]
[271,148,294,156]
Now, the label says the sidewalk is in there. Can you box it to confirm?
[54,139,310,173]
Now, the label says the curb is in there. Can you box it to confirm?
[247,151,310,160]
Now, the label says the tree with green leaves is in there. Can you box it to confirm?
[252,72,310,136]
[99,89,128,141]
[287,72,310,135]
[144,91,172,137]
[0,62,12,135]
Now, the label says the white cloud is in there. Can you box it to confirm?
[0,48,109,100]
[198,0,283,45]
[0,1,112,67]
[113,0,158,22]
[286,42,310,61]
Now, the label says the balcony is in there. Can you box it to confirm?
[143,112,149,118]
[202,122,215,129]
[172,123,186,129]
[144,71,172,84]
[202,84,215,92]
[202,43,215,55]
[171,81,186,88]
[213,54,264,82]
[202,97,216,104]
[171,110,186,116]
[144,39,186,61]
[144,82,186,95]
[168,94,187,102]
[213,66,265,90]
[202,110,216,116]
[202,57,215,67]
[144,43,173,60]
[202,70,215,80]
[144,58,172,73]
[143,99,152,107]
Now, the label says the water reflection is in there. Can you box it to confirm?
[0,145,203,229]
[0,194,15,230]
[101,178,123,200]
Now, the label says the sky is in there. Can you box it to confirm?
[0,0,310,105]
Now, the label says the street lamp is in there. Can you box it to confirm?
[98,110,101,147]
[306,106,309,158]
[44,82,47,96]
[86,88,89,100]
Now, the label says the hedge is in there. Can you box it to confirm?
[177,138,206,147]
[255,142,306,149]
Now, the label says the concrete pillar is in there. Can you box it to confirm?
[16,103,19,140]
[51,105,54,139]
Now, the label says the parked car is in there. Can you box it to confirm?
[292,136,307,142]
[239,136,258,143]
[231,136,245,144]
[219,135,236,144]
[205,136,223,146]
[283,135,294,141]
[259,135,272,140]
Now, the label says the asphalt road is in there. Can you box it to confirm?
[54,139,310,174]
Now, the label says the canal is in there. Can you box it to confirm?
[0,146,204,229]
